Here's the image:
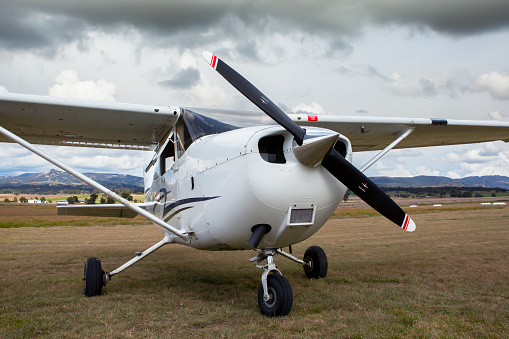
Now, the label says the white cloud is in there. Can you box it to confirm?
[0,144,145,177]
[388,73,420,97]
[363,161,413,177]
[437,142,509,177]
[480,141,503,156]
[68,154,142,173]
[414,166,440,176]
[0,145,53,176]
[391,150,424,166]
[441,152,461,163]
[488,110,509,121]
[178,50,198,69]
[0,85,7,93]
[50,147,144,174]
[182,79,231,108]
[48,69,117,101]
[442,146,500,165]
[463,149,499,163]
[0,144,31,158]
[446,170,462,179]
[291,102,327,114]
[475,71,509,100]
[459,162,509,177]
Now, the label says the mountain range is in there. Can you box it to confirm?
[0,169,144,193]
[1,170,509,192]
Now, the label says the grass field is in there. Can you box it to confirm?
[0,203,508,337]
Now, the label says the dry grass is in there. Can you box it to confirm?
[0,203,508,338]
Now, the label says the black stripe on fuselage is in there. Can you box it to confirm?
[164,206,193,222]
[163,196,220,216]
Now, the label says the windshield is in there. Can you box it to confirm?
[177,107,277,154]
[181,108,239,145]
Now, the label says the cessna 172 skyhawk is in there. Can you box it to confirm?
[1,52,509,316]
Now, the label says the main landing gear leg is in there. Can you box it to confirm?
[83,234,174,297]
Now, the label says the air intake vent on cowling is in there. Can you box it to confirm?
[258,135,286,164]
[289,208,314,224]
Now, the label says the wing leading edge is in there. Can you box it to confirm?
[0,93,179,150]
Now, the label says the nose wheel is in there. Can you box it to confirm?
[257,272,293,316]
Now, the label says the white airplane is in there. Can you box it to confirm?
[1,52,509,316]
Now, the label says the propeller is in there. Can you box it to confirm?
[202,51,415,232]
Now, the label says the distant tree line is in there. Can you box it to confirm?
[67,189,135,205]
[382,186,507,198]
[2,196,51,203]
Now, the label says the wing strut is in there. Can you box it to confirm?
[106,233,174,281]
[359,128,414,172]
[0,125,189,242]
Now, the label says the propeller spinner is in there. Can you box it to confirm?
[202,51,415,232]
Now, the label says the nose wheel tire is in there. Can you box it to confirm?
[257,273,293,317]
[303,246,328,279]
[84,257,104,297]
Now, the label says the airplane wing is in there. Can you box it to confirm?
[2,92,508,153]
[0,92,179,150]
[289,114,509,152]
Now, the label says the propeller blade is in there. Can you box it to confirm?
[202,51,415,232]
[202,51,306,145]
[322,149,415,232]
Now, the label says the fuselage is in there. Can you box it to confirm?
[145,112,351,250]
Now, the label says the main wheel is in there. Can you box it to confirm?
[258,273,293,317]
[303,246,328,279]
[84,257,103,297]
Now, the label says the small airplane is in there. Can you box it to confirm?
[1,52,509,316]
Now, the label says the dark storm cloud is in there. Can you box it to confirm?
[366,0,509,36]
[1,1,509,56]
[0,2,88,56]
[159,67,200,89]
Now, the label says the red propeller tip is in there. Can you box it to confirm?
[402,215,416,232]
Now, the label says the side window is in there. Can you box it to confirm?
[175,117,192,158]
[159,133,175,175]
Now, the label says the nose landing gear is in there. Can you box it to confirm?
[251,245,328,316]
[251,249,293,317]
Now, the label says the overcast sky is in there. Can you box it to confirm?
[1,0,509,179]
